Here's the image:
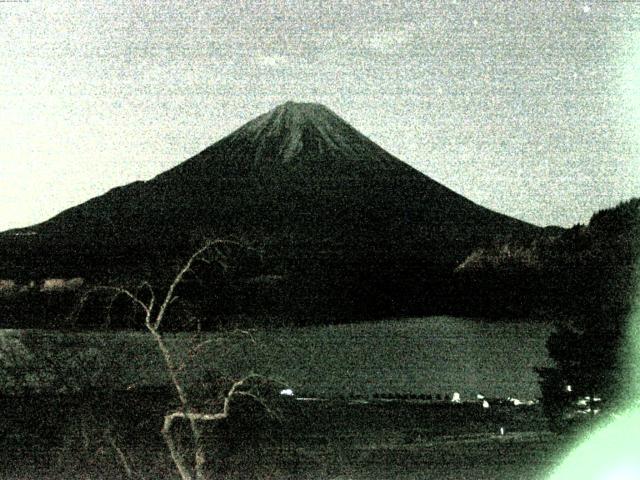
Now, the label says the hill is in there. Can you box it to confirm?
[454,198,640,319]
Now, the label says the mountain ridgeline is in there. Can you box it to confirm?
[1,102,543,325]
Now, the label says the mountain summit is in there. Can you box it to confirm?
[158,101,416,182]
[230,101,408,172]
[1,102,540,315]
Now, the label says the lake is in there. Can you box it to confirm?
[0,316,553,400]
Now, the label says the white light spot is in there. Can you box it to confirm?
[583,4,591,14]
[280,388,294,396]
[500,427,505,435]
[451,392,461,403]
[472,19,479,27]
[483,400,490,409]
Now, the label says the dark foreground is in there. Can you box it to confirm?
[0,391,566,479]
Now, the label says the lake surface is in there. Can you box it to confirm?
[0,316,553,399]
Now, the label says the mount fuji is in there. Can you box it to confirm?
[1,102,541,316]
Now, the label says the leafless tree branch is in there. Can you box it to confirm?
[104,425,136,479]
[71,239,276,480]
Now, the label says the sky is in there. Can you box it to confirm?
[1,0,639,230]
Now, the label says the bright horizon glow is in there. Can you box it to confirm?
[546,407,640,480]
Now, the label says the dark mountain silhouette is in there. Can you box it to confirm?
[0,102,543,319]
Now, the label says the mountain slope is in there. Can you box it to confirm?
[0,102,542,317]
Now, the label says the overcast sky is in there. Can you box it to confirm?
[1,0,639,230]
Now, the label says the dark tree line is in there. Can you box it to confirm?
[538,199,639,429]
[456,198,640,428]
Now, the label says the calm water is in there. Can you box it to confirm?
[0,316,553,400]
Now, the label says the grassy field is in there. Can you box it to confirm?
[257,432,563,480]
[0,392,565,479]
[217,398,563,479]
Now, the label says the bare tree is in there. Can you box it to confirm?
[74,239,278,480]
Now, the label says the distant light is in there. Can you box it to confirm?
[566,385,573,392]
[451,392,461,403]
[500,427,505,436]
[477,393,485,400]
[483,400,490,409]
[280,388,294,396]
[583,4,591,14]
